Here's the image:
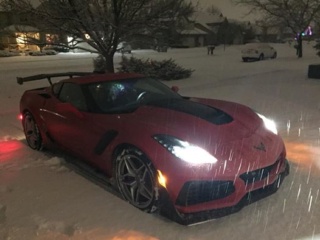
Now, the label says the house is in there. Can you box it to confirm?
[0,10,40,51]
[179,12,224,47]
[0,10,67,52]
[1,24,41,51]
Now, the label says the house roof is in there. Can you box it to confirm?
[3,25,39,32]
[180,28,208,35]
[191,12,224,28]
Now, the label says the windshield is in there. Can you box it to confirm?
[85,77,182,113]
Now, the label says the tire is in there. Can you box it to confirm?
[22,112,42,150]
[272,52,277,59]
[259,54,264,61]
[242,57,248,62]
[114,147,158,212]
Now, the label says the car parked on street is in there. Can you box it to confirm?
[241,43,277,62]
[17,72,289,224]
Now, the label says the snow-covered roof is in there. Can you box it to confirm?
[2,25,39,32]
[180,28,208,35]
[191,11,224,27]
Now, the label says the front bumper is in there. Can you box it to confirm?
[159,159,290,225]
[242,54,260,58]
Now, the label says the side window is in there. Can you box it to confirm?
[58,83,87,111]
[52,82,63,96]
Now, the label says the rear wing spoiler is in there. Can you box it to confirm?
[17,72,93,86]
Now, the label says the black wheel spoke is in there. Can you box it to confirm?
[120,172,135,181]
[130,184,138,202]
[124,156,137,174]
[134,189,140,203]
[139,183,153,200]
[141,167,148,181]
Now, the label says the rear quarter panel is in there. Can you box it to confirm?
[20,88,51,140]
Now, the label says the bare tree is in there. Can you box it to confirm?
[206,5,222,16]
[0,0,194,72]
[233,0,320,58]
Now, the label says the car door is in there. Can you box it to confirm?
[42,82,93,156]
[43,82,121,166]
[265,44,273,58]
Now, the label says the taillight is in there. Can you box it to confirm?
[18,114,23,120]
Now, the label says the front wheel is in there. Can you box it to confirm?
[22,112,42,150]
[114,147,158,212]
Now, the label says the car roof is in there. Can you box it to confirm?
[60,72,144,85]
[245,43,270,47]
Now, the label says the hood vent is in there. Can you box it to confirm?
[148,98,233,125]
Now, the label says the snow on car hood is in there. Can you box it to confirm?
[132,97,262,144]
[130,97,281,172]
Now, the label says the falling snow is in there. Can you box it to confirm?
[0,42,320,239]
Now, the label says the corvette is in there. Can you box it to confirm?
[17,72,289,224]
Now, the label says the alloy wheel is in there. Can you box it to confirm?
[23,113,42,150]
[116,149,155,211]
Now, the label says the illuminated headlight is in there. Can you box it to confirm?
[153,135,217,164]
[257,113,278,135]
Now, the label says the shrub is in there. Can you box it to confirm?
[93,55,107,73]
[118,56,194,80]
[314,41,320,57]
[0,43,7,50]
[0,50,20,57]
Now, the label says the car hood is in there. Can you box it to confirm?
[129,97,282,173]
[132,97,262,142]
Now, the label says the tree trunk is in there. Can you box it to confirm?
[297,33,303,58]
[104,54,115,73]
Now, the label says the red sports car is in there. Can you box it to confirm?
[17,72,289,224]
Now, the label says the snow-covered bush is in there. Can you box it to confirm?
[314,41,320,57]
[93,55,107,73]
[27,51,46,56]
[93,55,194,80]
[117,56,194,80]
[43,49,58,55]
[0,50,20,57]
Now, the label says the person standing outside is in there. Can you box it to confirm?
[207,44,215,55]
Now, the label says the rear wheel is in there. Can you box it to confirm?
[272,52,277,59]
[23,112,42,150]
[242,57,248,62]
[114,147,158,212]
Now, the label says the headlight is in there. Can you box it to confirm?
[257,113,278,135]
[153,135,217,164]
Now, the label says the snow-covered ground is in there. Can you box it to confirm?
[0,43,320,240]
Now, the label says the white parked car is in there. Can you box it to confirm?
[241,43,277,62]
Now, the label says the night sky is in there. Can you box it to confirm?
[194,0,255,21]
[29,0,255,21]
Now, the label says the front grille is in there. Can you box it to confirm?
[240,160,280,184]
[176,181,235,206]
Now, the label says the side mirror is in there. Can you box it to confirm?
[171,86,179,93]
[55,102,83,118]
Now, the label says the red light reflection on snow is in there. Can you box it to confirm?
[0,140,24,163]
